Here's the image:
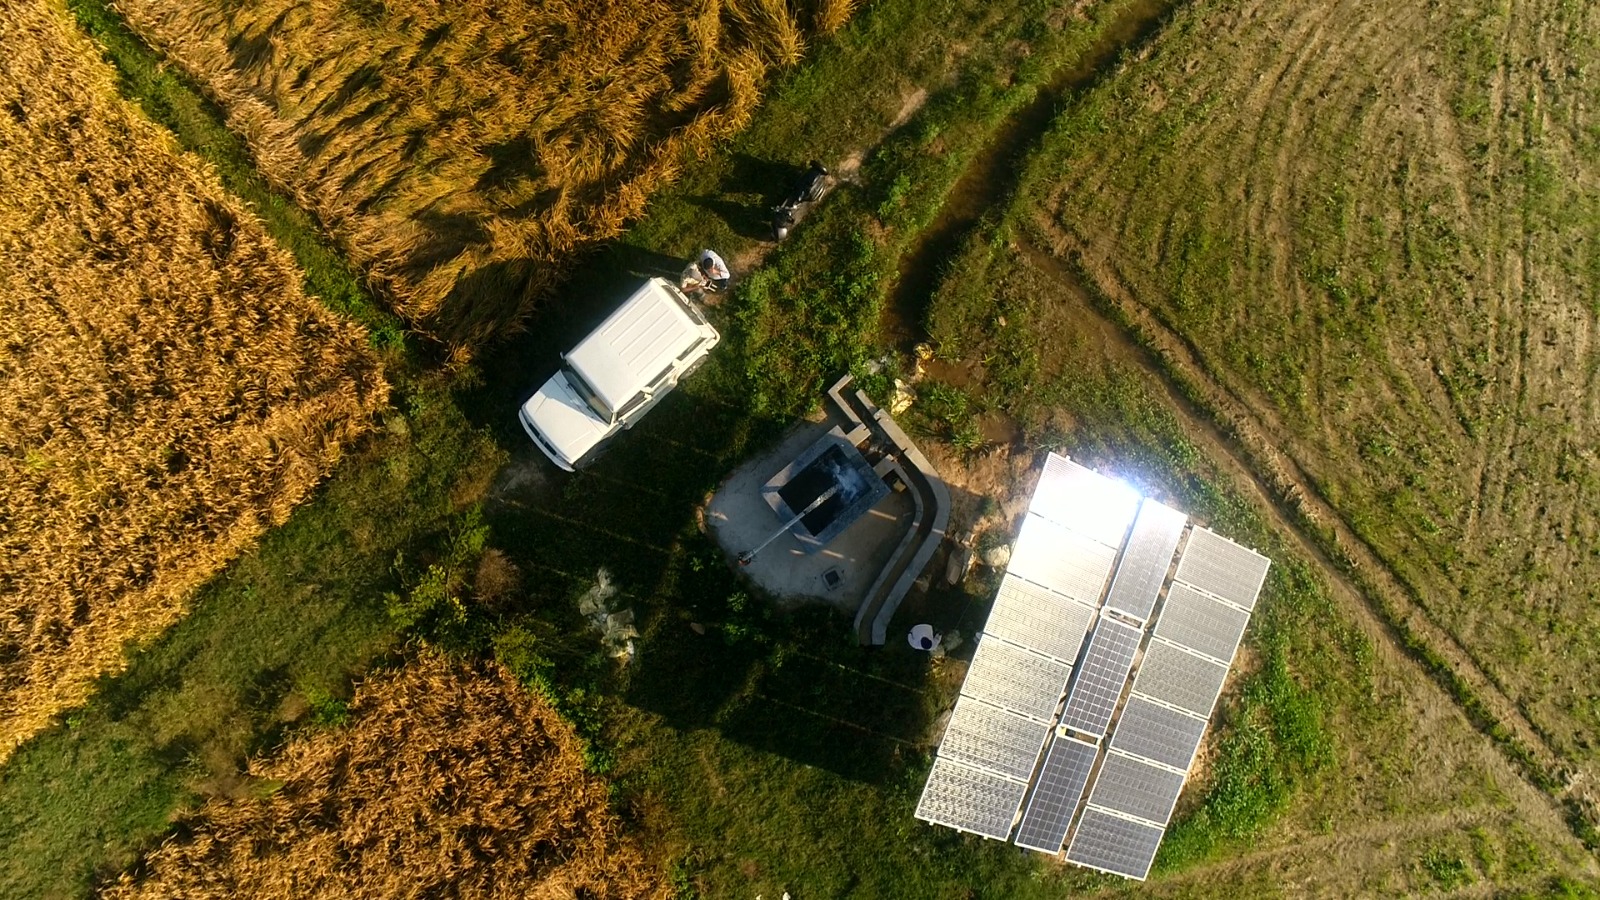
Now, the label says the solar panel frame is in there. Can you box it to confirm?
[1102,499,1187,621]
[1008,514,1120,606]
[1058,616,1144,738]
[1014,733,1099,854]
[1152,581,1252,664]
[1129,638,1231,717]
[938,695,1053,782]
[1030,454,1142,549]
[984,575,1098,665]
[961,635,1073,722]
[1085,750,1186,826]
[1109,694,1209,771]
[1173,527,1271,610]
[1065,807,1165,881]
[915,757,1029,840]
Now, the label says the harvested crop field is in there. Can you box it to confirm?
[0,0,385,761]
[102,650,664,900]
[1021,0,1600,796]
[118,0,854,347]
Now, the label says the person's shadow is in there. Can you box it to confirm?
[607,243,690,280]
[682,153,821,241]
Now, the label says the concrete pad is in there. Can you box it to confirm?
[707,413,915,613]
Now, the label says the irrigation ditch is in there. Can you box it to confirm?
[881,0,1177,348]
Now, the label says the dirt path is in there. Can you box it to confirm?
[1017,235,1596,848]
[1147,805,1540,896]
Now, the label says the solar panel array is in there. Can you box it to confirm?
[1152,582,1250,663]
[1029,455,1141,548]
[962,634,1073,722]
[1130,638,1230,717]
[915,757,1031,840]
[1071,522,1271,879]
[915,453,1271,881]
[985,575,1097,664]
[1172,527,1271,611]
[1109,695,1209,771]
[1084,750,1185,825]
[1066,807,1167,880]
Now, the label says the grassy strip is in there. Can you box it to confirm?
[0,386,502,898]
[63,0,410,357]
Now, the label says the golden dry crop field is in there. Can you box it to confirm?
[1022,0,1600,819]
[116,0,855,349]
[101,650,664,899]
[0,0,386,761]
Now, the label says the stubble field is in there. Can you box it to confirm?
[0,0,385,761]
[102,650,664,899]
[115,0,854,348]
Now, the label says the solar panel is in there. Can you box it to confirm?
[1058,616,1143,738]
[1153,581,1251,663]
[1130,638,1231,717]
[1102,499,1187,621]
[1110,694,1209,771]
[939,696,1052,782]
[1030,455,1142,548]
[984,575,1097,664]
[1014,733,1098,854]
[1085,750,1186,826]
[1173,527,1271,610]
[1008,514,1119,605]
[915,757,1029,840]
[1065,807,1165,880]
[962,635,1073,722]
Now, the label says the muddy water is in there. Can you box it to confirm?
[879,0,1177,349]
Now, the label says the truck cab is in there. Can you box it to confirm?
[519,277,720,471]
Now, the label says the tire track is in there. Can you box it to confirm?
[1020,231,1599,847]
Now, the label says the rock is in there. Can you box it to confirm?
[945,545,974,585]
[890,378,914,415]
[982,543,1012,569]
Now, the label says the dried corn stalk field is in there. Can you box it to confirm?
[103,651,664,899]
[0,0,385,761]
[116,0,855,348]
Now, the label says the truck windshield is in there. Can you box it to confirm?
[563,364,614,424]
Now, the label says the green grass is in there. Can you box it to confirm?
[0,387,501,898]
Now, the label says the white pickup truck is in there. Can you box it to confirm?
[519,277,720,471]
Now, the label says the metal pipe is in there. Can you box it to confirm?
[737,484,841,566]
